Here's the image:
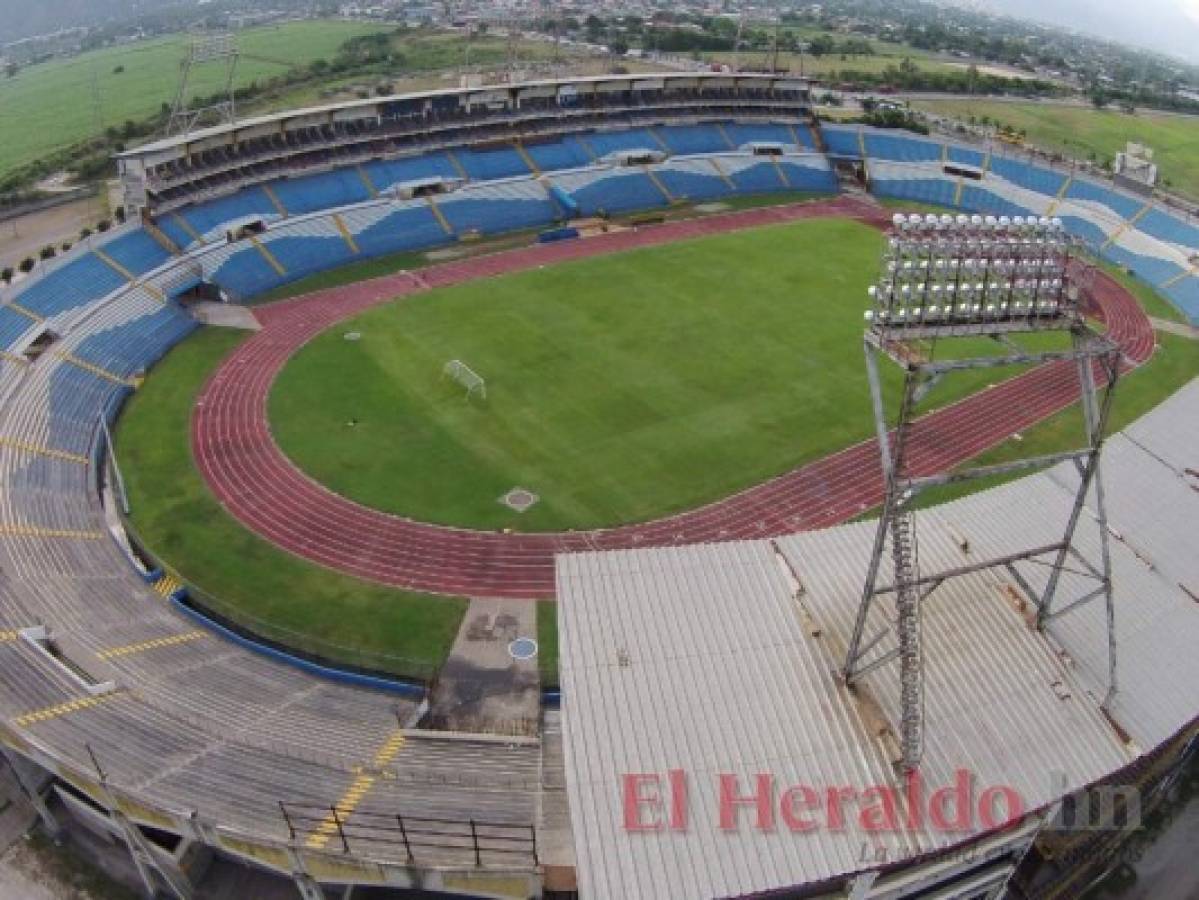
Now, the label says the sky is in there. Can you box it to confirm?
[963,0,1199,61]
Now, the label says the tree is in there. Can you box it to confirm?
[4,62,17,78]
[609,39,629,57]
[18,258,34,274]
[39,245,55,260]
[0,267,12,284]
[807,34,835,57]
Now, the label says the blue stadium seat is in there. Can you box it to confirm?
[1065,179,1143,220]
[270,169,372,216]
[364,153,460,191]
[453,146,531,181]
[584,129,660,156]
[1103,244,1185,287]
[73,305,199,379]
[179,187,279,238]
[777,159,839,193]
[987,158,1067,197]
[864,132,942,163]
[728,161,786,194]
[523,138,593,172]
[1161,275,1199,322]
[820,126,862,157]
[438,184,557,236]
[1136,208,1199,251]
[655,165,732,202]
[101,230,173,276]
[264,234,356,280]
[209,245,289,298]
[563,170,667,216]
[0,305,35,349]
[14,254,127,319]
[657,125,729,156]
[724,123,797,148]
[349,205,452,259]
[47,364,131,455]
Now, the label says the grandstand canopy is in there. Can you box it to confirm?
[556,380,1199,899]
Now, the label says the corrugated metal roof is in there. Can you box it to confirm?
[557,377,1199,899]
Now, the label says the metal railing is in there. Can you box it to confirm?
[279,803,538,868]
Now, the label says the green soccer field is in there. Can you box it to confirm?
[269,218,1057,532]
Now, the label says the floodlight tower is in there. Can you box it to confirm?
[843,213,1124,774]
[167,32,240,137]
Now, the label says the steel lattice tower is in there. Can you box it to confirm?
[843,212,1123,773]
[167,33,240,137]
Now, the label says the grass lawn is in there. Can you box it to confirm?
[0,20,384,183]
[911,99,1199,200]
[116,327,466,679]
[269,218,1059,532]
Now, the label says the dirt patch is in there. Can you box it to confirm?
[0,195,109,271]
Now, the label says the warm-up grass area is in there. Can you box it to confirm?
[116,327,466,679]
[912,99,1199,200]
[269,218,1061,532]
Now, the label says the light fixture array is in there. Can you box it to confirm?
[864,213,1078,331]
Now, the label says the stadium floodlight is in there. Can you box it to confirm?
[865,215,1076,338]
[847,210,1123,775]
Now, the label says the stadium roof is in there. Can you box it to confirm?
[115,71,812,161]
[557,378,1199,899]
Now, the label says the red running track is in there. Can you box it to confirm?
[192,197,1155,599]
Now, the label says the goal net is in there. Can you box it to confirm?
[442,359,486,400]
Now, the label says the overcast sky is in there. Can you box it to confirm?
[959,0,1199,61]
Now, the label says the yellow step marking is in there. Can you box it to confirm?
[648,127,671,154]
[0,436,87,464]
[92,248,136,283]
[982,148,992,173]
[169,213,204,245]
[356,164,378,198]
[248,236,286,276]
[143,220,182,255]
[0,630,20,642]
[445,149,469,182]
[788,123,805,150]
[574,134,598,161]
[97,630,206,660]
[1102,202,1154,251]
[857,127,867,159]
[305,728,406,849]
[1160,267,1198,289]
[55,351,135,387]
[262,183,288,217]
[808,123,826,153]
[1046,173,1073,216]
[426,195,453,235]
[0,523,102,540]
[13,691,122,728]
[716,123,736,150]
[643,166,675,204]
[152,573,183,598]
[7,302,43,323]
[707,157,736,190]
[0,350,30,366]
[954,176,965,208]
[771,156,791,188]
[941,143,949,164]
[512,141,540,176]
[332,214,360,255]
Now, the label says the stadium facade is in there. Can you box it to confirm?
[0,73,1193,898]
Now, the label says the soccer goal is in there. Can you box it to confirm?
[442,359,486,400]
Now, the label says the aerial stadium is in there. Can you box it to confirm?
[0,71,1196,900]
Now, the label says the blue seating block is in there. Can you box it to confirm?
[1065,179,1142,220]
[15,254,126,318]
[101,230,173,276]
[271,169,371,216]
[438,196,556,236]
[454,146,531,181]
[657,125,729,156]
[180,187,278,238]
